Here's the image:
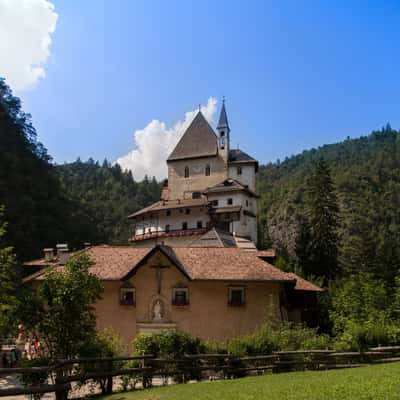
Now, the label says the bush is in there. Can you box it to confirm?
[329,273,400,350]
[77,328,125,394]
[333,321,400,351]
[132,330,206,384]
[226,322,331,356]
[132,330,205,358]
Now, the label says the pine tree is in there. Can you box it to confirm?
[294,214,312,276]
[304,158,339,282]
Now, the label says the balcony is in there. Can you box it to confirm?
[129,227,207,242]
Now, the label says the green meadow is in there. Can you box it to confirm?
[99,362,400,400]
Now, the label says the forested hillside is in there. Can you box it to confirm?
[257,125,400,283]
[0,78,67,260]
[0,79,161,260]
[57,160,161,247]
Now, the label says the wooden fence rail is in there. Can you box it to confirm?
[0,346,399,398]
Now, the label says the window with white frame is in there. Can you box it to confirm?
[228,286,245,306]
[120,286,136,305]
[172,287,189,306]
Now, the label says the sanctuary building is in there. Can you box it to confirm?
[129,101,259,248]
[23,102,322,348]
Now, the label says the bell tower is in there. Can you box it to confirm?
[217,98,230,162]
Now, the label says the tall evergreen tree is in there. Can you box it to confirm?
[304,158,339,282]
[294,214,312,276]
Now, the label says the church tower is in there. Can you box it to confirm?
[217,99,230,162]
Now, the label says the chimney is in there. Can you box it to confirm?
[56,244,69,265]
[43,248,54,263]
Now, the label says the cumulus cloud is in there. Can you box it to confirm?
[116,97,218,181]
[0,0,58,91]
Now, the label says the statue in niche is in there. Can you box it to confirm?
[152,299,163,321]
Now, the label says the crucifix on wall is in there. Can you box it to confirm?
[150,263,169,294]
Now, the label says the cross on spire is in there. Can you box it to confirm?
[217,97,230,131]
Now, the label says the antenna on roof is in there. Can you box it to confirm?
[198,104,201,112]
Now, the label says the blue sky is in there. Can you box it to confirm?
[6,0,400,179]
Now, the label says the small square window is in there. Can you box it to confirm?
[227,198,233,205]
[197,220,203,229]
[185,208,191,215]
[166,210,171,216]
[192,192,201,199]
[237,166,242,175]
[228,287,245,306]
[172,288,189,306]
[120,287,136,305]
[182,222,188,230]
[165,224,170,233]
[246,200,249,207]
[211,199,218,206]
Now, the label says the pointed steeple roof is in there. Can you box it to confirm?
[217,99,230,131]
[167,111,218,161]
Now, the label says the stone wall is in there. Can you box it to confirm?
[167,155,227,200]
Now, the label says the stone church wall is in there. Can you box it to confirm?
[167,155,227,200]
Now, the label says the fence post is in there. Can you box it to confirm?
[106,360,113,394]
[55,365,68,400]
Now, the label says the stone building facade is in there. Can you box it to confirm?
[129,101,259,246]
[24,245,322,347]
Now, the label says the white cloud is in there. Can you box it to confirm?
[116,97,218,181]
[0,0,58,91]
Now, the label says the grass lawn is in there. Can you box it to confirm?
[99,362,400,400]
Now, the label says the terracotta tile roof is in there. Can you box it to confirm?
[171,247,293,282]
[285,272,323,292]
[24,245,294,284]
[128,198,208,218]
[85,246,150,280]
[24,246,150,282]
[167,112,218,161]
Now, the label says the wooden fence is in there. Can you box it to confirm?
[0,346,399,398]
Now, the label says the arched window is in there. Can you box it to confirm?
[205,164,211,176]
[184,166,189,178]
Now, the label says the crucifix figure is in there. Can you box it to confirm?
[151,264,168,294]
